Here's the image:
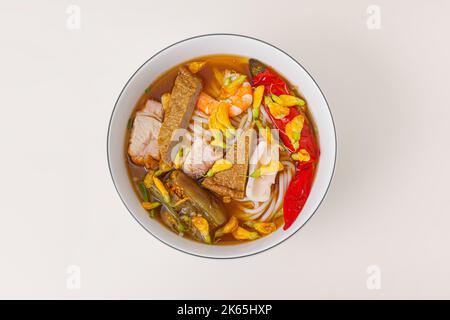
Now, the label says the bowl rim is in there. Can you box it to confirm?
[107,33,337,259]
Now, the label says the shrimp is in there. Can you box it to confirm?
[226,81,253,117]
[197,92,220,115]
[196,70,253,117]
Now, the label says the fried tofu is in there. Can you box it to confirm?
[158,67,202,165]
[202,129,254,199]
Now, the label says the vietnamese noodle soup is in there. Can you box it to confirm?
[125,55,320,245]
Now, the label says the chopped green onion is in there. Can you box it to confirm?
[174,148,184,169]
[148,209,157,219]
[252,106,260,120]
[127,118,133,130]
[177,223,186,233]
[254,120,263,130]
[250,169,261,178]
[138,182,149,202]
[154,169,163,177]
[264,96,272,105]
[271,94,283,104]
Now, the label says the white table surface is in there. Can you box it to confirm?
[1,0,449,299]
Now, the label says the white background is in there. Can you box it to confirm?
[1,0,449,299]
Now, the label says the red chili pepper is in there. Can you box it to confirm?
[252,66,320,230]
[283,162,315,230]
[298,116,320,162]
[252,68,290,96]
[253,68,300,152]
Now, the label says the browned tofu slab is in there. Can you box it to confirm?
[202,129,254,199]
[158,67,202,165]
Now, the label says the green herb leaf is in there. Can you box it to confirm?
[264,96,272,105]
[250,169,261,178]
[177,223,186,233]
[252,106,260,120]
[138,182,149,202]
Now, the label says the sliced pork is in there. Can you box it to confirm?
[245,141,279,202]
[182,138,222,179]
[128,100,164,169]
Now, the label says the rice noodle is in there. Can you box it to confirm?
[260,172,284,221]
[236,160,295,222]
[260,105,270,124]
[187,110,209,141]
[191,115,208,124]
[194,110,208,118]
[241,108,253,130]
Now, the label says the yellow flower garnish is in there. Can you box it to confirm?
[191,215,211,244]
[272,94,305,107]
[216,102,236,134]
[154,161,172,177]
[268,102,290,119]
[141,202,161,210]
[271,94,283,105]
[206,159,233,177]
[161,93,171,112]
[285,114,305,150]
[250,160,284,178]
[173,198,189,207]
[292,149,310,162]
[212,67,224,84]
[208,109,225,131]
[232,227,260,240]
[210,129,226,149]
[219,74,246,99]
[174,148,185,169]
[260,126,272,144]
[243,221,277,235]
[187,61,206,73]
[215,216,239,238]
[143,172,154,188]
[252,85,265,120]
[209,102,235,138]
[153,176,170,204]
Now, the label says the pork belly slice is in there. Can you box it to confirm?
[202,129,254,200]
[245,141,278,202]
[158,67,202,165]
[182,138,222,179]
[140,99,164,122]
[128,100,163,169]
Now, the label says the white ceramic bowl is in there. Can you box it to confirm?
[108,34,336,259]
